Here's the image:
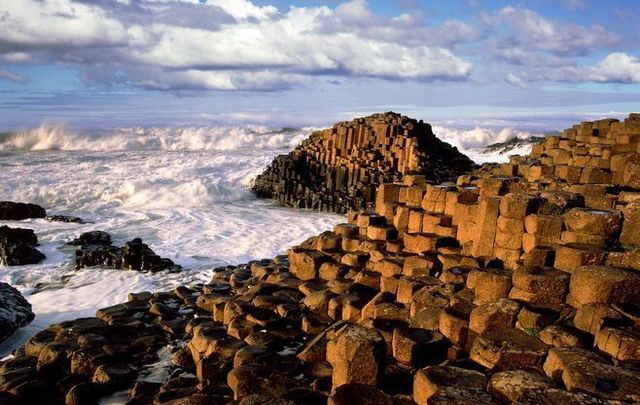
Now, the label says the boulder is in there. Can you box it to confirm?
[412,366,486,405]
[328,383,394,405]
[0,202,46,220]
[0,226,45,266]
[544,347,640,402]
[487,370,553,404]
[568,265,640,308]
[469,328,549,371]
[326,324,386,388]
[0,283,35,343]
[562,208,622,236]
[74,233,180,273]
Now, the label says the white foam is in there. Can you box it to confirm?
[433,125,539,150]
[0,125,311,152]
[0,133,343,355]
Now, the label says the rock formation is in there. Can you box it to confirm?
[252,112,475,213]
[0,114,639,404]
[0,202,46,221]
[71,231,182,273]
[0,226,45,266]
[0,283,35,343]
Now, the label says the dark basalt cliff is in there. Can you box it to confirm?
[252,112,476,213]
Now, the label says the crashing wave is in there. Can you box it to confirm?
[0,125,311,152]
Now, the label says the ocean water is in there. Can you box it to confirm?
[0,123,537,356]
[0,125,345,355]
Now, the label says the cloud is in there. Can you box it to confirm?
[0,0,472,91]
[0,0,127,50]
[494,6,619,55]
[589,52,640,83]
[0,69,29,84]
[565,0,587,11]
[505,73,526,88]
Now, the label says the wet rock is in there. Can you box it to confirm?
[73,232,181,273]
[0,202,46,220]
[46,215,85,224]
[0,283,35,343]
[68,231,112,246]
[0,226,45,266]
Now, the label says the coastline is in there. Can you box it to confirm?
[0,113,638,404]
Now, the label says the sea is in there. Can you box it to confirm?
[0,123,536,356]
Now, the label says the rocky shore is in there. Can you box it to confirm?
[0,114,639,404]
[252,112,475,214]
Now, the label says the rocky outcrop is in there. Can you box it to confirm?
[0,226,45,266]
[46,215,85,224]
[71,231,181,273]
[252,112,475,213]
[1,114,640,404]
[0,202,46,221]
[0,283,35,343]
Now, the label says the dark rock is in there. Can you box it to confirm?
[72,232,181,273]
[0,202,46,221]
[46,215,85,224]
[0,283,35,343]
[0,226,45,266]
[67,231,111,246]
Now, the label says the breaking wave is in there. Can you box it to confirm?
[0,125,311,152]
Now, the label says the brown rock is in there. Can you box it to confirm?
[326,324,386,388]
[554,243,607,274]
[466,268,512,305]
[544,347,640,402]
[288,248,328,280]
[391,328,446,367]
[469,299,520,335]
[562,208,622,236]
[412,366,487,405]
[620,201,640,247]
[510,266,569,305]
[469,328,548,371]
[595,326,640,361]
[539,325,588,348]
[328,383,394,405]
[568,265,640,308]
[487,370,553,404]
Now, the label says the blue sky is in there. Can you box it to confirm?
[0,0,639,130]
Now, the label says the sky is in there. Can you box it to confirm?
[0,0,639,130]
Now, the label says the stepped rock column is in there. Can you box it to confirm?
[326,324,386,388]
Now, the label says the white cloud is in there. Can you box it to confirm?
[505,73,526,87]
[0,0,127,48]
[494,6,618,55]
[0,69,28,83]
[0,0,472,91]
[204,0,278,20]
[0,52,31,63]
[589,52,640,83]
